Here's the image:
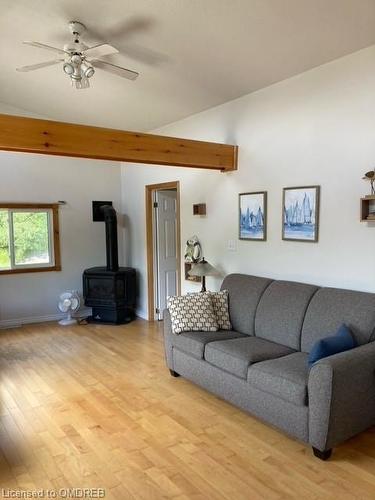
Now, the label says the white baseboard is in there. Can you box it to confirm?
[0,308,92,329]
[0,308,149,329]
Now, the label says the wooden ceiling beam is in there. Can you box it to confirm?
[0,113,238,172]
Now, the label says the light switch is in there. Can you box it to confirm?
[227,239,237,251]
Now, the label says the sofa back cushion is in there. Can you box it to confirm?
[255,281,318,349]
[220,274,272,335]
[301,287,375,352]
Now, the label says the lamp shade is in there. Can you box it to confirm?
[188,258,218,277]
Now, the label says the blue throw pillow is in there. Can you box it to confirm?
[308,324,357,367]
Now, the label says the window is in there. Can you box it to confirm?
[0,204,61,274]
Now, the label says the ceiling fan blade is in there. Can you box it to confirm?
[16,59,64,72]
[83,43,119,58]
[23,41,68,55]
[90,59,139,80]
[81,17,164,65]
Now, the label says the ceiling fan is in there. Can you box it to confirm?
[16,21,139,89]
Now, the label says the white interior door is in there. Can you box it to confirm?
[154,189,178,320]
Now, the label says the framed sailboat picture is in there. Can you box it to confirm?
[282,186,320,242]
[239,191,267,241]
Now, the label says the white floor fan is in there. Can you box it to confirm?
[58,291,80,325]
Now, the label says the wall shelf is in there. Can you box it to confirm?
[193,203,206,215]
[184,262,201,282]
[360,195,375,222]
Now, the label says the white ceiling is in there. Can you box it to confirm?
[1,0,375,132]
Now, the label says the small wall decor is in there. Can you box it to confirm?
[360,195,375,221]
[185,263,201,282]
[363,169,375,196]
[193,203,206,215]
[184,235,202,262]
[184,235,202,282]
[239,191,267,241]
[282,186,320,242]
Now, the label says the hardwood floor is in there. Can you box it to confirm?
[0,319,375,499]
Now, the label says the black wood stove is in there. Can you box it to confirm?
[83,205,136,324]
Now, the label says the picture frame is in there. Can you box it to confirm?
[282,185,320,242]
[239,191,267,241]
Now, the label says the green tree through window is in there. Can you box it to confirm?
[13,212,50,265]
[0,210,10,268]
[0,205,60,273]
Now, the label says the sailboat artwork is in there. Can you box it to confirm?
[282,186,320,242]
[239,191,267,241]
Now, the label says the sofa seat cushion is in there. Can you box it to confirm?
[171,330,246,359]
[204,337,295,379]
[248,352,309,406]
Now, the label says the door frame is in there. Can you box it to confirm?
[145,181,181,321]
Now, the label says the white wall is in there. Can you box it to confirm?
[121,45,375,319]
[0,151,122,326]
[0,101,45,118]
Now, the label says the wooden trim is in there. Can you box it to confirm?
[146,181,181,321]
[360,195,375,222]
[52,205,62,271]
[0,203,59,209]
[0,265,61,276]
[232,146,239,174]
[0,113,238,172]
[146,187,154,320]
[0,203,61,275]
[145,181,181,191]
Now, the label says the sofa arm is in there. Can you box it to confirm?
[163,308,174,370]
[308,341,375,451]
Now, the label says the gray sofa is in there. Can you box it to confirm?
[163,273,375,460]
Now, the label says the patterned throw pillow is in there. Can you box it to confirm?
[207,290,232,330]
[167,293,218,334]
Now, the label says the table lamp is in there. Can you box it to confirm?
[188,258,218,292]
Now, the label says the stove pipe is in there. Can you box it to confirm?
[101,205,119,272]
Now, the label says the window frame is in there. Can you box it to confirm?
[0,203,61,275]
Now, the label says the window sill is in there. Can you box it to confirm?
[0,265,61,275]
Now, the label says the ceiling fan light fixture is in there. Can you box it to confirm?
[70,54,82,65]
[81,62,95,79]
[63,62,74,75]
[71,77,89,90]
[71,78,81,89]
[17,20,140,89]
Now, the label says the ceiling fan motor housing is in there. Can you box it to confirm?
[68,21,86,37]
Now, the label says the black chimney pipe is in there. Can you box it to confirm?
[101,205,119,272]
